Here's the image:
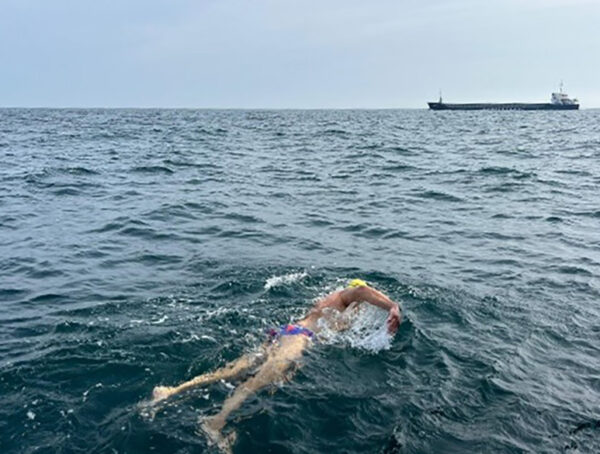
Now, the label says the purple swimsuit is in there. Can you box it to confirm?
[267,324,314,340]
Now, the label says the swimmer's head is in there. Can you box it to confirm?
[348,278,368,288]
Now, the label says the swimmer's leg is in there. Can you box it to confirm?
[152,349,268,404]
[202,338,307,447]
[201,359,288,448]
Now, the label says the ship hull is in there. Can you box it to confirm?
[428,102,579,111]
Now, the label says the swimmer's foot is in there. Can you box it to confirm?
[214,430,236,454]
[137,385,175,421]
[151,385,173,404]
[200,417,236,454]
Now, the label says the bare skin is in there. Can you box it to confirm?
[151,284,401,452]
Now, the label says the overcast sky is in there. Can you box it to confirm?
[1,0,598,108]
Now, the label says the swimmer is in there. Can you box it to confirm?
[151,279,401,452]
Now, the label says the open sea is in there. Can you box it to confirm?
[1,108,599,454]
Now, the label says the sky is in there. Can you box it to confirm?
[1,0,599,108]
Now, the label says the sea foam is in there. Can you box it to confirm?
[264,271,308,290]
[317,303,393,353]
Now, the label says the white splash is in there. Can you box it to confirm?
[317,304,393,353]
[264,271,308,290]
[150,315,168,324]
[220,379,235,390]
[196,306,237,322]
[27,410,36,420]
[82,383,103,402]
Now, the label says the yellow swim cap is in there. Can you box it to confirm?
[348,278,368,288]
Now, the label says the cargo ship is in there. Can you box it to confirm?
[428,85,579,111]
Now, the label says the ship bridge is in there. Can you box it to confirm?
[551,83,578,105]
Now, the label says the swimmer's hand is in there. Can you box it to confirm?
[386,305,401,335]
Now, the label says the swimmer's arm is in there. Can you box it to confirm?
[345,287,402,334]
[346,286,396,311]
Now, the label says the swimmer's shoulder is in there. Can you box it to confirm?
[339,286,368,305]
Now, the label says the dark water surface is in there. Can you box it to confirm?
[1,109,599,453]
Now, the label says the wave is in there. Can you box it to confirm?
[60,166,99,176]
[264,271,308,290]
[414,190,463,202]
[478,166,535,179]
[131,165,174,174]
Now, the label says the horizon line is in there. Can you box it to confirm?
[1,106,598,110]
